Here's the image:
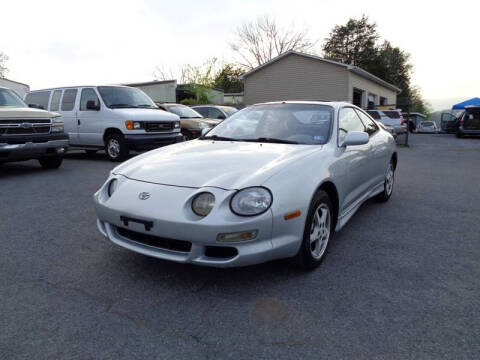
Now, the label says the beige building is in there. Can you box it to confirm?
[240,51,401,108]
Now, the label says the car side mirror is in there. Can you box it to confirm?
[343,131,369,146]
[86,100,100,111]
[28,103,44,110]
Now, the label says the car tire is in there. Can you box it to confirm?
[295,190,334,270]
[39,156,63,169]
[375,161,395,202]
[85,149,97,155]
[105,133,129,162]
[182,130,194,141]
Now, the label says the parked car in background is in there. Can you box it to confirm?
[156,103,221,140]
[0,87,68,168]
[457,106,480,138]
[377,122,397,140]
[416,121,438,133]
[367,109,407,134]
[25,86,183,161]
[191,105,238,120]
[440,112,459,133]
[94,101,397,269]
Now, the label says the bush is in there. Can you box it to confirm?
[180,98,200,105]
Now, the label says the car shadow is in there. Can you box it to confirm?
[64,150,139,162]
[0,161,46,178]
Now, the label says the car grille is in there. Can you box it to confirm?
[0,119,51,136]
[144,122,173,132]
[116,226,192,253]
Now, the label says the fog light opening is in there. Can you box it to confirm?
[217,230,258,243]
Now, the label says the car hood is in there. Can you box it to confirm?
[113,140,320,189]
[112,108,179,121]
[0,107,59,119]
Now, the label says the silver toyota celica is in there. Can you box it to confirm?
[94,101,397,270]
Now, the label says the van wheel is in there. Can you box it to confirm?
[39,156,63,169]
[295,190,333,270]
[105,134,129,162]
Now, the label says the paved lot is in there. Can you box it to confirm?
[1,134,479,359]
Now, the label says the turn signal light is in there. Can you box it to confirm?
[217,230,258,243]
[284,210,301,220]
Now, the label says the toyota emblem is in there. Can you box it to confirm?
[138,192,150,200]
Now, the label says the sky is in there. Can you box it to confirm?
[1,0,478,110]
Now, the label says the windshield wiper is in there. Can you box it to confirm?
[241,137,298,144]
[110,104,136,108]
[200,135,239,141]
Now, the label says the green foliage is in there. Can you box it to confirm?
[213,64,244,93]
[180,98,200,105]
[323,15,379,69]
[182,85,212,104]
[0,52,8,78]
[323,15,429,112]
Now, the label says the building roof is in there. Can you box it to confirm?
[122,80,176,87]
[239,50,402,93]
[0,77,30,88]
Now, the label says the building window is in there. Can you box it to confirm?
[367,93,377,109]
[380,96,387,106]
[353,88,364,107]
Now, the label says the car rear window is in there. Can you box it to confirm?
[422,121,434,126]
[382,111,401,119]
[25,91,50,110]
[366,110,381,119]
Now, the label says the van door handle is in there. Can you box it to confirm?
[77,119,81,125]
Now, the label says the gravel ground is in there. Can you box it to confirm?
[1,134,479,359]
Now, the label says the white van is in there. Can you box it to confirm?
[25,85,183,161]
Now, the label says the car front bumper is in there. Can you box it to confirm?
[0,134,69,162]
[124,132,184,150]
[93,177,300,267]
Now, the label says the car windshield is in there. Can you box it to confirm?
[383,111,401,119]
[166,105,203,118]
[222,106,238,116]
[97,86,156,109]
[0,88,27,108]
[201,103,333,145]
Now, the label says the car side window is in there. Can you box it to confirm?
[50,90,62,111]
[209,107,225,119]
[194,107,208,117]
[355,109,379,136]
[61,89,78,111]
[80,88,100,111]
[338,107,366,144]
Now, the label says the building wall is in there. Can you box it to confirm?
[348,73,398,108]
[244,54,349,105]
[224,93,244,105]
[0,78,30,98]
[207,88,224,105]
[131,81,177,103]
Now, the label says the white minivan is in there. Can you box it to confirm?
[25,85,183,161]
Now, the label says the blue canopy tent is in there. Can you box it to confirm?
[452,97,480,110]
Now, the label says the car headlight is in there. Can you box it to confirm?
[51,117,64,133]
[197,122,211,130]
[125,120,142,130]
[107,178,118,197]
[230,187,272,216]
[192,192,215,217]
[174,121,180,128]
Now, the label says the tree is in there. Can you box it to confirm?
[213,64,244,93]
[322,15,378,69]
[323,16,429,112]
[0,52,8,78]
[179,58,219,104]
[230,15,316,69]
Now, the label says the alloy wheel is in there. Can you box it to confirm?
[310,204,331,260]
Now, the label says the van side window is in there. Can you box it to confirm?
[355,109,379,136]
[80,88,100,111]
[25,91,50,110]
[50,90,62,111]
[61,89,78,111]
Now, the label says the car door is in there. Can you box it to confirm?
[60,88,79,144]
[77,88,103,146]
[356,109,387,189]
[334,107,372,214]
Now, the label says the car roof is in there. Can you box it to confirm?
[252,100,354,109]
[27,85,133,92]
